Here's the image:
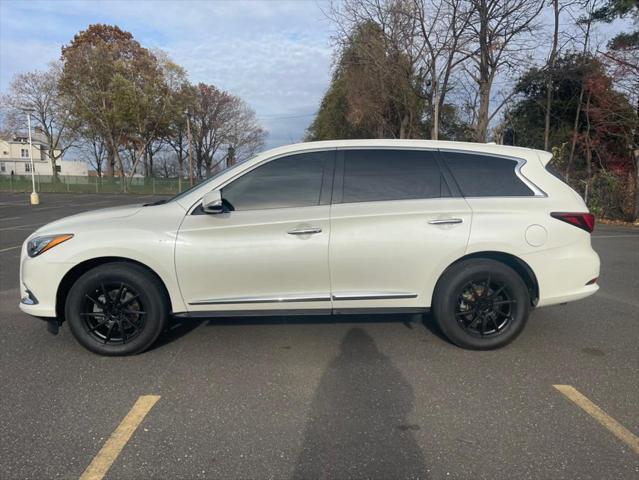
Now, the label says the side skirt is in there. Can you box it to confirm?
[173,307,428,319]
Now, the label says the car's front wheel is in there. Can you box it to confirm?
[66,262,169,355]
[432,259,530,350]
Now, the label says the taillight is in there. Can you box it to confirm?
[550,212,595,233]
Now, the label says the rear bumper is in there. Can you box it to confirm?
[523,244,600,307]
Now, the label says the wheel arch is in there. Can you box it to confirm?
[435,251,539,306]
[55,256,173,321]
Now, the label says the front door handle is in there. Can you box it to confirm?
[428,218,463,225]
[287,227,322,235]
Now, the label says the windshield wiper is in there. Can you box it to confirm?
[143,199,168,206]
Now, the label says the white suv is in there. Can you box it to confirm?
[19,140,600,355]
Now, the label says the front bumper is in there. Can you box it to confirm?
[19,242,71,318]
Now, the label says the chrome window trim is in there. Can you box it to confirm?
[332,292,418,301]
[189,293,331,305]
[187,145,548,215]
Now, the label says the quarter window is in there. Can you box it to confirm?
[443,153,534,197]
[339,149,449,203]
[222,151,330,211]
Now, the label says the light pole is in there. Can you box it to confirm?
[26,111,39,205]
[185,109,194,187]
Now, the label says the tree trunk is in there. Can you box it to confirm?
[148,145,154,177]
[177,147,184,193]
[431,69,439,141]
[143,150,149,177]
[584,93,592,205]
[432,93,440,141]
[475,80,491,142]
[475,0,491,143]
[399,114,409,139]
[634,150,639,222]
[48,141,59,179]
[544,0,559,152]
[227,146,236,168]
[566,82,585,182]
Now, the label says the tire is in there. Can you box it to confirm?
[65,262,169,356]
[432,259,530,350]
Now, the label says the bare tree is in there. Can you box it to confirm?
[410,0,473,139]
[466,0,544,142]
[189,84,266,178]
[224,97,267,167]
[77,130,107,177]
[2,62,76,177]
[566,0,600,180]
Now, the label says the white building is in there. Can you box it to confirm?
[0,129,87,176]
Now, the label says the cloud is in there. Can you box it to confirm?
[0,0,334,148]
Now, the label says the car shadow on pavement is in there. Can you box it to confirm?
[154,312,451,351]
[291,327,428,479]
[150,316,205,350]
[420,311,452,345]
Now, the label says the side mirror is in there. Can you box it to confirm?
[202,189,225,214]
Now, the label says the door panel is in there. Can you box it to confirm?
[329,198,471,309]
[176,206,331,312]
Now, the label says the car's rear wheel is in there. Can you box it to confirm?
[66,262,168,355]
[432,259,530,350]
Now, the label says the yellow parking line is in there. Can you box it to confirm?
[79,395,160,480]
[554,385,639,455]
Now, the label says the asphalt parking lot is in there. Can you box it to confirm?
[0,191,637,479]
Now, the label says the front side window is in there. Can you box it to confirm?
[339,149,449,203]
[443,152,534,197]
[222,151,330,211]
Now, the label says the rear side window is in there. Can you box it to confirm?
[443,152,534,197]
[339,149,449,203]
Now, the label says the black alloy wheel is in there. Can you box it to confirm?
[432,258,530,350]
[81,282,147,345]
[66,262,168,355]
[455,276,516,338]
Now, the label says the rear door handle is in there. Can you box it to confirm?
[287,227,322,235]
[428,218,463,225]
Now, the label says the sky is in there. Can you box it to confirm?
[0,0,334,149]
[0,0,630,151]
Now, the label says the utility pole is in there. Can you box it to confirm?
[26,111,39,205]
[185,110,194,187]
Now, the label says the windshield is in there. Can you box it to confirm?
[167,160,249,203]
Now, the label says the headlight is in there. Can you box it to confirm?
[27,234,74,258]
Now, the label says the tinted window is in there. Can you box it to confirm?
[444,153,534,197]
[223,152,329,210]
[340,149,449,203]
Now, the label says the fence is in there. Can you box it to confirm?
[0,175,190,195]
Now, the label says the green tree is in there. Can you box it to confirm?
[307,21,425,140]
[59,24,166,181]
[504,53,638,219]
